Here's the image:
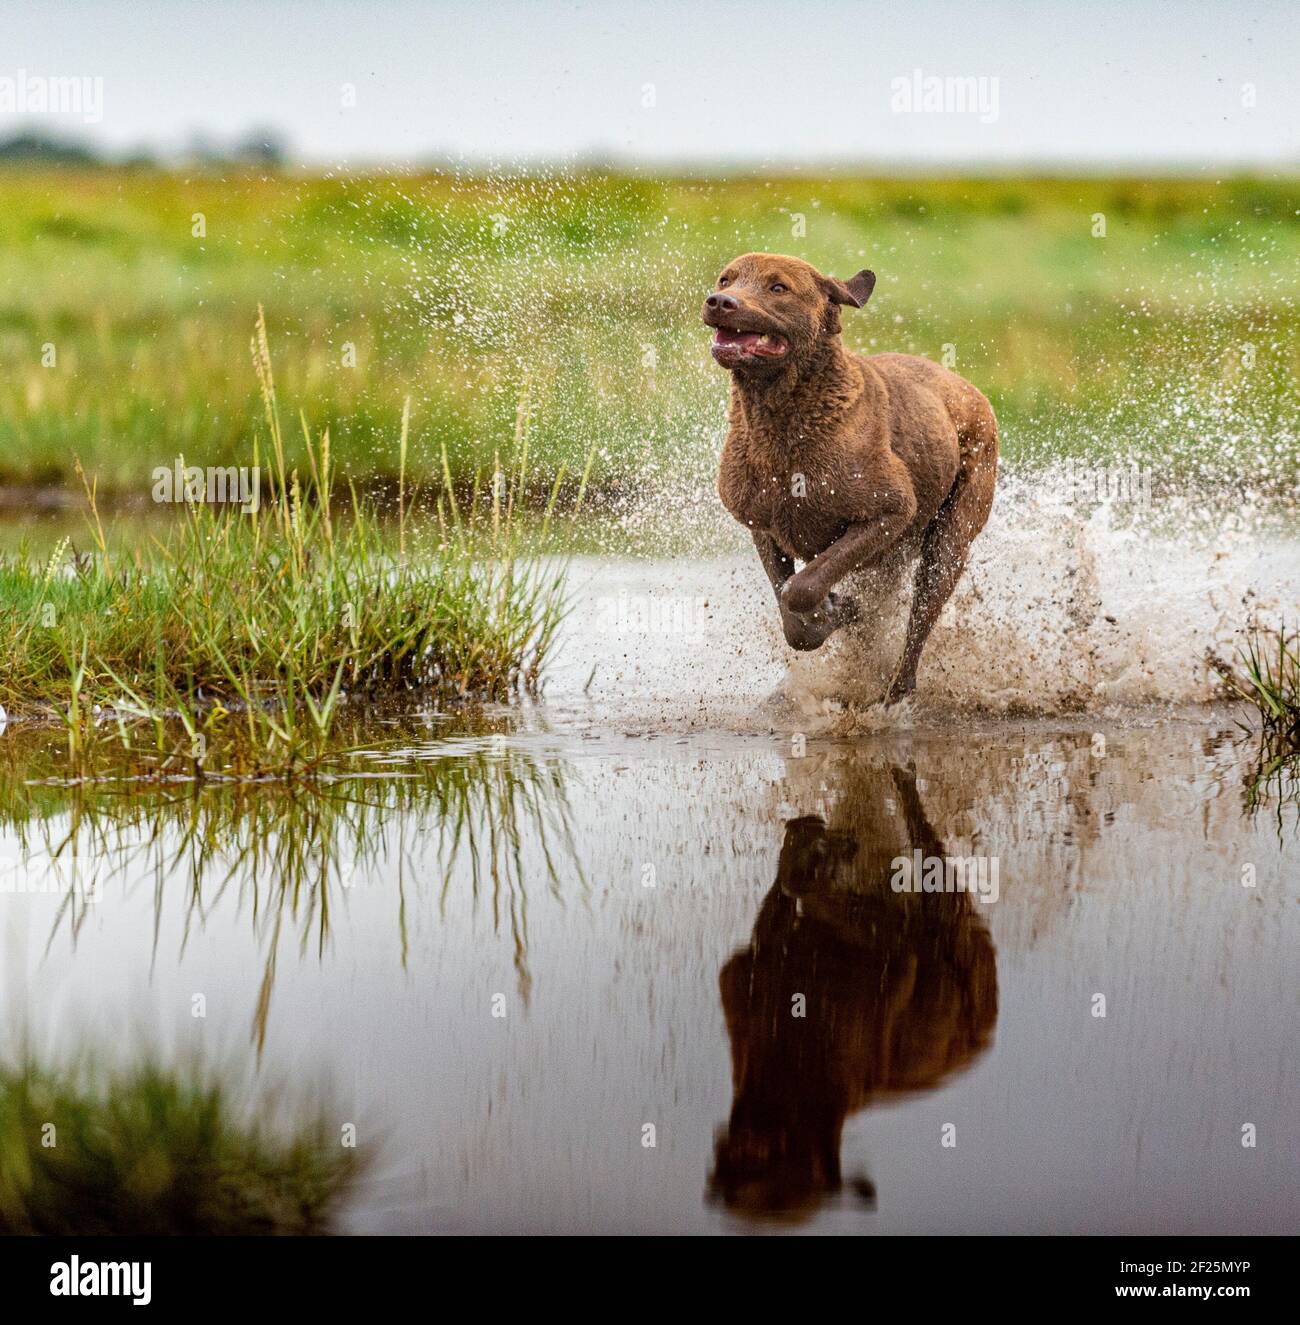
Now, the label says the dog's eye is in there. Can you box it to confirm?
[770,283,787,294]
[718,277,730,287]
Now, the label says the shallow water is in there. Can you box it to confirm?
[547,478,1300,725]
[3,486,1299,1233]
[3,710,1297,1230]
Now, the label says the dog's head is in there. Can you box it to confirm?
[708,1117,843,1220]
[702,253,875,376]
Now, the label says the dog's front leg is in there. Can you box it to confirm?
[753,532,856,651]
[752,531,795,600]
[780,495,916,616]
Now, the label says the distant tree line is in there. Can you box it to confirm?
[0,125,290,167]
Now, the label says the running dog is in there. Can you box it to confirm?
[705,253,998,703]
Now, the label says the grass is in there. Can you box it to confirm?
[1209,626,1300,817]
[0,310,584,771]
[1222,627,1300,735]
[0,1058,360,1235]
[0,169,1297,501]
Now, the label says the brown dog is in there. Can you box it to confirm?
[705,252,998,703]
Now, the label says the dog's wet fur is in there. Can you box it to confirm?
[706,252,998,703]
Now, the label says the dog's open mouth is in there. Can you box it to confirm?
[711,326,789,360]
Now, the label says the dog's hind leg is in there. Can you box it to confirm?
[886,406,998,704]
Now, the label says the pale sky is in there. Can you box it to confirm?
[0,0,1295,167]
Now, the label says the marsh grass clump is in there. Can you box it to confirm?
[1209,626,1300,813]
[0,312,584,774]
[0,1059,361,1235]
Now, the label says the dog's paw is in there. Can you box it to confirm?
[781,610,835,651]
[779,588,858,651]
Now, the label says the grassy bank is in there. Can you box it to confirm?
[0,314,577,766]
[0,1059,359,1234]
[1,170,1297,499]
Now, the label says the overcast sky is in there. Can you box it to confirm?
[1,0,1295,168]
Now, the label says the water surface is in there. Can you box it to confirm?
[3,711,1295,1234]
[2,518,1297,1234]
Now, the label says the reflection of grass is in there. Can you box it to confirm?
[0,313,581,769]
[0,1059,360,1234]
[0,170,1296,497]
[0,714,580,1045]
[1209,628,1300,818]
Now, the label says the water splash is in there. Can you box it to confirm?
[549,464,1299,729]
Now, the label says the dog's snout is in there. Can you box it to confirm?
[706,292,739,313]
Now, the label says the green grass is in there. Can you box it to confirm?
[0,169,1297,499]
[0,311,580,767]
[1211,625,1299,737]
[0,1058,360,1235]
[1210,626,1300,817]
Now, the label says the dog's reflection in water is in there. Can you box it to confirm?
[709,766,998,1220]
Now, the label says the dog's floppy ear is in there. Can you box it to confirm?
[825,269,876,309]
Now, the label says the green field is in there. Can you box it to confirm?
[1,169,1297,500]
